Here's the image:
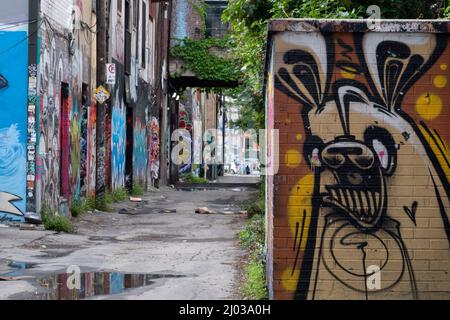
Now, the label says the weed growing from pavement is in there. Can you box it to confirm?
[238,181,268,300]
[41,204,74,233]
[105,187,128,204]
[132,182,145,196]
[182,173,209,184]
[70,199,87,218]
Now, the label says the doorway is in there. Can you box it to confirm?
[60,82,70,199]
[80,83,89,197]
[125,106,134,193]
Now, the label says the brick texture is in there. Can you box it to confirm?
[265,20,450,300]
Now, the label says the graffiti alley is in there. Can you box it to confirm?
[0,185,258,300]
[2,0,450,307]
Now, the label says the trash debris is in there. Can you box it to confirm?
[221,211,236,215]
[130,197,142,202]
[160,209,177,214]
[195,207,217,215]
[0,224,9,229]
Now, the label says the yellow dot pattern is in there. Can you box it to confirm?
[433,75,447,88]
[416,93,443,121]
[285,149,302,167]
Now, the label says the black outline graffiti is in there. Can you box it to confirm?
[275,32,449,300]
[0,74,7,89]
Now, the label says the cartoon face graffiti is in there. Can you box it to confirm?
[275,31,450,299]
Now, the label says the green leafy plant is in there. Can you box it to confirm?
[238,213,265,249]
[243,257,268,300]
[171,37,241,83]
[70,199,87,218]
[132,182,145,196]
[86,196,97,211]
[182,173,209,184]
[238,213,268,300]
[41,204,74,233]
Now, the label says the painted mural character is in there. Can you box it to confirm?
[275,32,450,300]
[0,76,24,219]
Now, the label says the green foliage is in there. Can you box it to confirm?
[70,199,87,218]
[109,188,129,203]
[222,0,446,131]
[189,0,207,34]
[243,257,269,300]
[171,37,241,82]
[41,204,74,233]
[238,214,265,249]
[349,0,446,19]
[445,0,450,17]
[86,196,97,211]
[70,195,100,216]
[238,213,268,300]
[132,183,145,196]
[95,195,111,212]
[183,173,209,184]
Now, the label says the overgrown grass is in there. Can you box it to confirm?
[243,257,268,300]
[70,195,98,217]
[238,214,265,249]
[182,173,209,184]
[105,187,129,204]
[132,182,145,196]
[42,204,74,233]
[238,212,268,300]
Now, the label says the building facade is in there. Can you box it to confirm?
[0,0,171,221]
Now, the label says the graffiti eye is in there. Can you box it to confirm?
[303,135,325,169]
[364,126,397,176]
[351,154,374,170]
[322,153,345,168]
[373,139,389,169]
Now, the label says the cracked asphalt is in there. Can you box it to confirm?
[0,186,257,300]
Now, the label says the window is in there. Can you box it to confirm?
[205,1,228,38]
[133,0,138,29]
[125,0,132,74]
[141,1,147,69]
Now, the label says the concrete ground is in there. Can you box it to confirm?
[0,186,257,300]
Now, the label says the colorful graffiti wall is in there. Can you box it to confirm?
[266,20,450,300]
[150,117,160,181]
[0,31,28,222]
[111,61,126,191]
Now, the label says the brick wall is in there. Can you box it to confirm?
[265,20,450,300]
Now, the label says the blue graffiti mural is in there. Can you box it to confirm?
[0,31,28,222]
[112,102,126,190]
[133,119,147,182]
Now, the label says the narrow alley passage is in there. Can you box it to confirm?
[0,185,257,300]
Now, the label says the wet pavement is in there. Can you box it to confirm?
[0,186,257,300]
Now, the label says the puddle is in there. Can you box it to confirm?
[28,271,187,300]
[8,261,37,270]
